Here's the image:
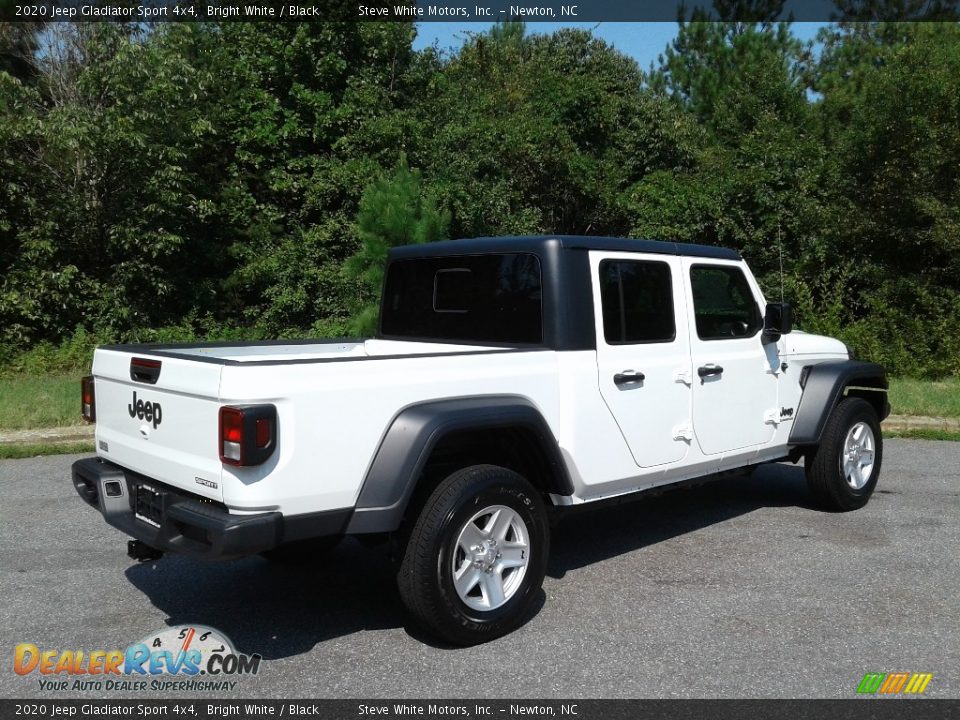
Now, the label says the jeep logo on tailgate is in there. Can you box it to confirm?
[128,391,162,429]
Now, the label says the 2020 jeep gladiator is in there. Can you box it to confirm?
[72,235,889,644]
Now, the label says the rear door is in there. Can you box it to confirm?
[592,251,693,467]
[681,259,779,455]
[92,349,224,501]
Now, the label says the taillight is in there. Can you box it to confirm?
[220,408,243,464]
[81,376,96,422]
[219,405,277,467]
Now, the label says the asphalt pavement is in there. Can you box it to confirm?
[1,440,957,699]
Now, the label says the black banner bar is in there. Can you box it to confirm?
[1,0,958,23]
[2,700,959,720]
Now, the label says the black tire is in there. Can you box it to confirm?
[397,464,549,646]
[259,536,341,564]
[806,397,883,511]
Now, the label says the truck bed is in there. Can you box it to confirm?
[90,338,560,513]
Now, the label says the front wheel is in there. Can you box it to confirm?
[397,465,549,646]
[806,397,883,511]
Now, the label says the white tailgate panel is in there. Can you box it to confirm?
[92,350,223,502]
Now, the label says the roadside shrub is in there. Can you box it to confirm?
[780,265,960,378]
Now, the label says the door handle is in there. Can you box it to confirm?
[697,364,724,378]
[614,370,646,385]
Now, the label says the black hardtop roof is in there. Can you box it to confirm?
[388,235,741,262]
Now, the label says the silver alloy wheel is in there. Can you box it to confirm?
[452,505,530,612]
[841,421,876,490]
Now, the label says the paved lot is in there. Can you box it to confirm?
[1,440,957,699]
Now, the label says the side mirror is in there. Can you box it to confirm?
[762,302,793,343]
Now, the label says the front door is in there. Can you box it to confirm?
[682,259,779,455]
[592,252,692,468]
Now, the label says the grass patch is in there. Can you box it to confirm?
[0,441,94,460]
[0,374,85,430]
[887,377,960,418]
[883,428,960,442]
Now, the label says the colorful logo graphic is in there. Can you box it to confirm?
[13,625,260,692]
[857,672,933,695]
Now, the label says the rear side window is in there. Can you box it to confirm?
[689,265,762,340]
[381,253,543,344]
[599,260,675,344]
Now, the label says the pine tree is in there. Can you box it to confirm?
[344,158,451,335]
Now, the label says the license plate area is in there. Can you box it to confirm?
[134,483,165,528]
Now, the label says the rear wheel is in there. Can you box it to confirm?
[397,464,549,646]
[806,397,883,511]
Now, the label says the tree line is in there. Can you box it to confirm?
[0,17,958,376]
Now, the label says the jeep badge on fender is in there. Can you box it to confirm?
[128,391,162,429]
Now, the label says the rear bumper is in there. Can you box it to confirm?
[71,457,351,560]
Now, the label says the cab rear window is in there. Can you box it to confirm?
[380,253,543,345]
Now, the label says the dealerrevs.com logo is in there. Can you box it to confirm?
[14,625,260,692]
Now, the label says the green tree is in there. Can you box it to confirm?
[0,70,43,354]
[809,22,960,375]
[636,20,821,282]
[651,18,810,137]
[18,24,224,340]
[415,24,692,239]
[206,21,425,336]
[344,158,450,335]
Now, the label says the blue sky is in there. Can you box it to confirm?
[414,22,828,70]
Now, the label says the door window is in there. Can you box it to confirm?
[689,265,761,340]
[599,260,675,344]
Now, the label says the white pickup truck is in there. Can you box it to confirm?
[73,235,889,644]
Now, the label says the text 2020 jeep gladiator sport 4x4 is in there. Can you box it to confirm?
[72,236,890,644]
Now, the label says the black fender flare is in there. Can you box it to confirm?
[346,396,572,534]
[788,361,890,445]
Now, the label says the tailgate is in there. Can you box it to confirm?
[92,349,224,502]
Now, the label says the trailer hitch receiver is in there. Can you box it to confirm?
[127,539,163,562]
